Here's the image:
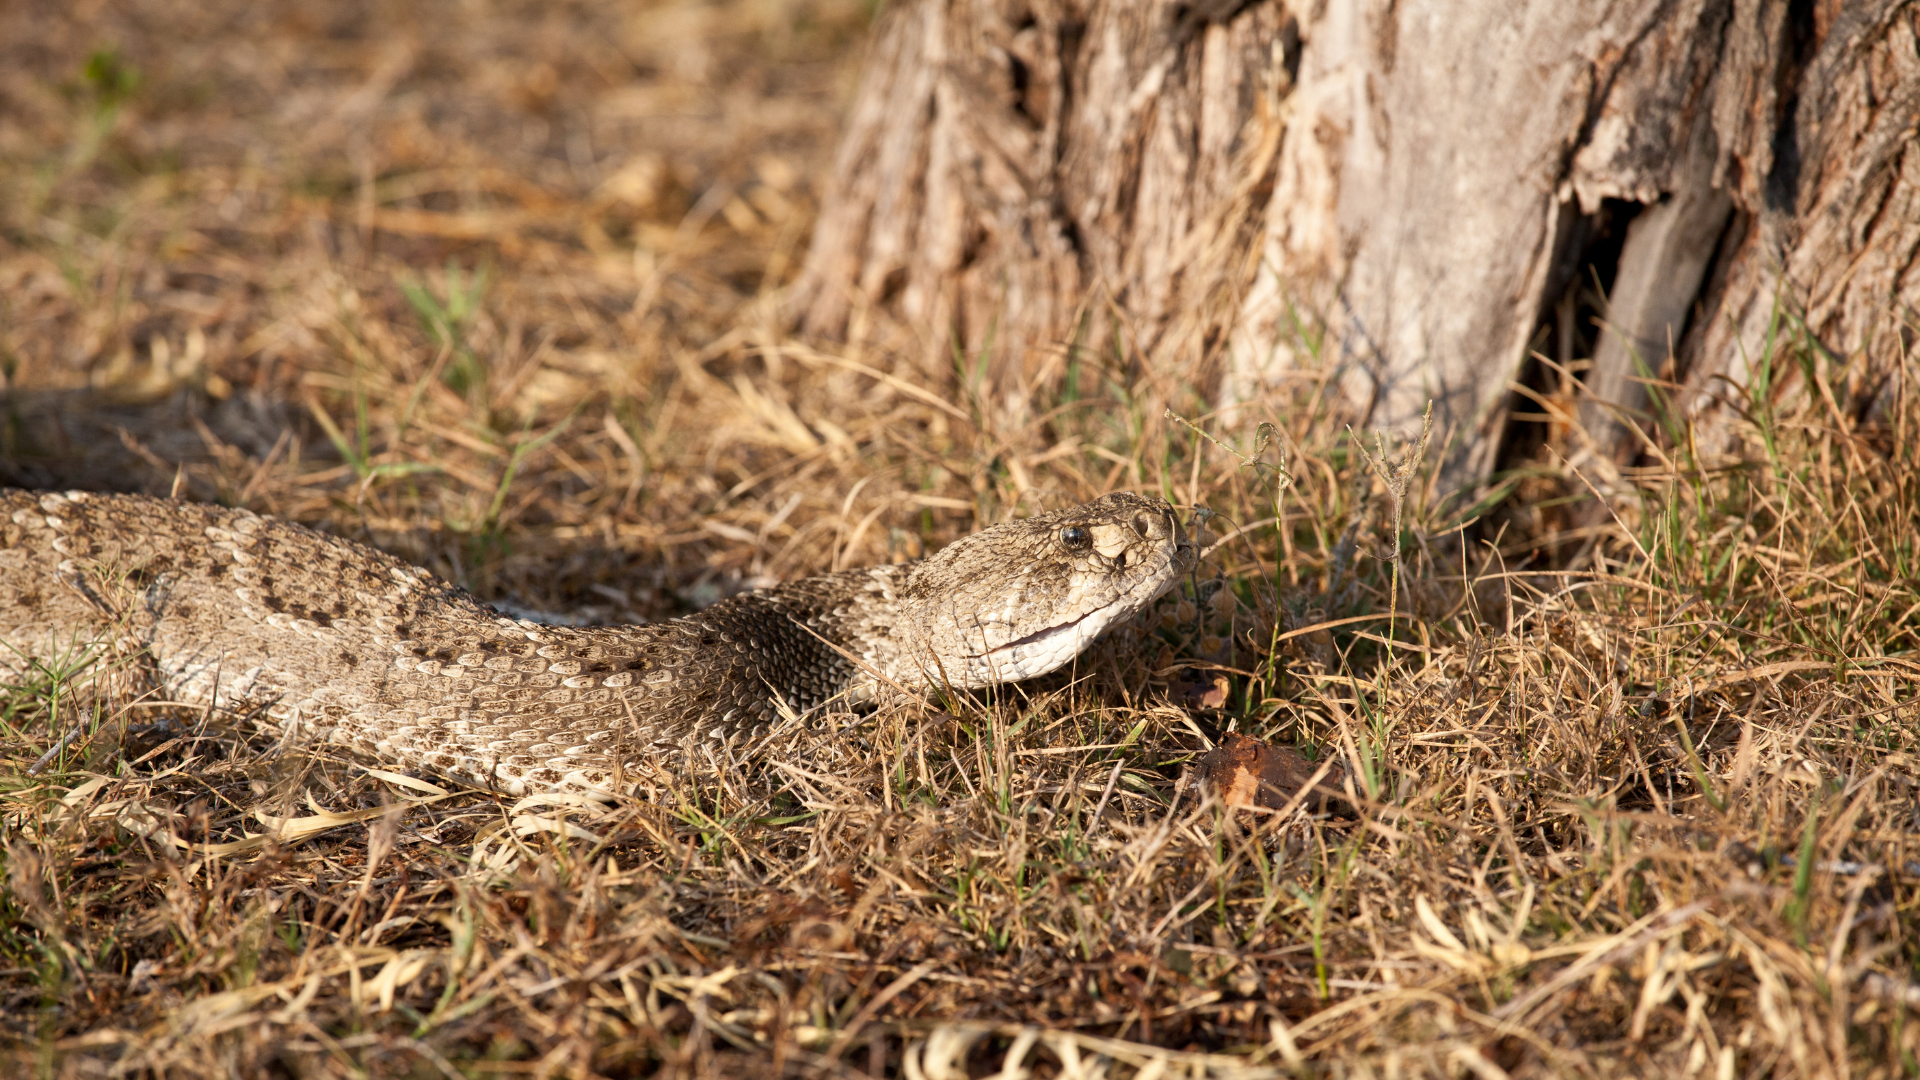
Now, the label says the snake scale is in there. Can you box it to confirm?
[0,488,1195,794]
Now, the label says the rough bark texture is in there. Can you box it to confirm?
[795,0,1920,485]
[789,0,1295,422]
[1678,3,1920,442]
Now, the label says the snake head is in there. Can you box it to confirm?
[898,492,1198,689]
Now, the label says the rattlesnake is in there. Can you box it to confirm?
[0,489,1195,794]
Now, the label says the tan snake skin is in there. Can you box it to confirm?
[0,489,1195,794]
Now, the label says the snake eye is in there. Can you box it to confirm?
[1059,525,1093,552]
[1131,512,1154,538]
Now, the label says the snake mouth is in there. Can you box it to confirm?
[970,546,1188,662]
[974,598,1122,659]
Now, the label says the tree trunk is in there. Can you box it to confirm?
[1677,3,1920,447]
[793,0,1920,487]
[788,0,1296,426]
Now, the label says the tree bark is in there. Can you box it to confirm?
[1677,3,1920,445]
[793,0,1920,487]
[789,0,1295,425]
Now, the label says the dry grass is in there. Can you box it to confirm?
[4,2,1920,1077]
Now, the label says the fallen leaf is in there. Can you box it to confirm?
[1175,673,1231,709]
[1198,733,1345,812]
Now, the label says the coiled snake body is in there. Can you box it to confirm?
[0,489,1194,794]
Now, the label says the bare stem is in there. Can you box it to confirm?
[1349,401,1435,670]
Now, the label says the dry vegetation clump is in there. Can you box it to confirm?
[4,2,1920,1077]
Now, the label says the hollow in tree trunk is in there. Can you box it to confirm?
[792,0,1920,492]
